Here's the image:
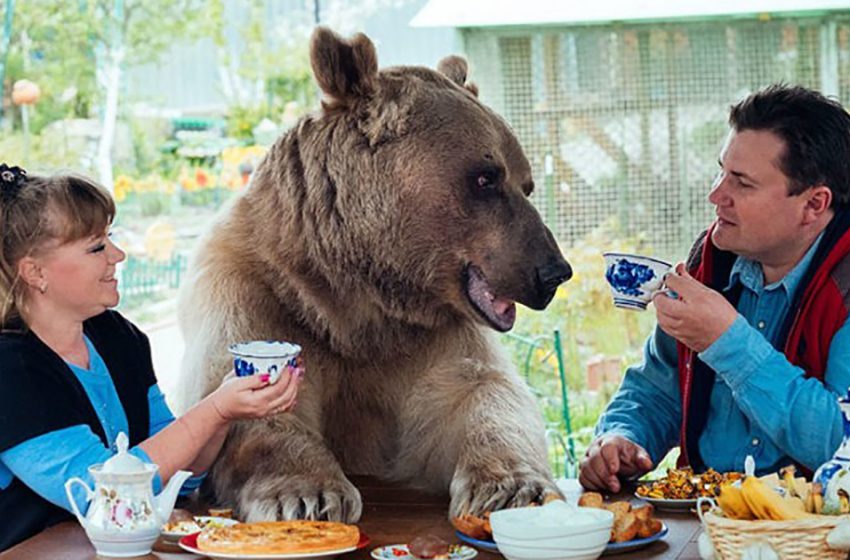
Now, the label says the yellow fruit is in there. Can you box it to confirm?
[717,482,754,520]
[741,475,816,521]
[780,466,798,497]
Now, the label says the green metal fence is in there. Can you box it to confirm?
[502,329,577,478]
[120,254,187,301]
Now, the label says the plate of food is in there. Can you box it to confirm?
[161,515,239,543]
[454,528,667,556]
[178,520,368,560]
[602,523,668,555]
[635,467,743,511]
[452,497,666,556]
[454,531,498,553]
[371,543,477,560]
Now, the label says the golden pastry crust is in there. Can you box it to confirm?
[196,520,360,554]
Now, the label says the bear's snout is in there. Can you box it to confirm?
[532,257,572,308]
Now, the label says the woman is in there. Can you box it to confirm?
[0,164,302,550]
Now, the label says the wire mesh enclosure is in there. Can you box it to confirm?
[462,14,850,258]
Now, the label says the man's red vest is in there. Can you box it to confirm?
[677,219,850,470]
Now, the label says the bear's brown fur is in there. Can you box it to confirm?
[176,27,572,523]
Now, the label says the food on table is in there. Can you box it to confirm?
[450,493,563,540]
[162,509,198,534]
[578,493,663,543]
[716,465,826,521]
[162,519,202,534]
[636,467,743,500]
[196,520,360,554]
[407,535,451,559]
[207,507,234,519]
[451,512,491,540]
[162,514,237,535]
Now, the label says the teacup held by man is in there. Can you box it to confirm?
[603,252,672,311]
[228,340,301,384]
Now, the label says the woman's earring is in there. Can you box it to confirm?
[38,282,47,294]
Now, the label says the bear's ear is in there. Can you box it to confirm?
[310,27,378,107]
[437,55,479,98]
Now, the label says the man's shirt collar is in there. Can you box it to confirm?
[724,231,825,296]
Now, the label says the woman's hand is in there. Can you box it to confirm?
[211,367,304,420]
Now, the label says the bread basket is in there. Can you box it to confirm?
[696,497,850,559]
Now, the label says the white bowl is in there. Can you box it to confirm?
[495,541,607,560]
[493,526,613,549]
[490,501,614,541]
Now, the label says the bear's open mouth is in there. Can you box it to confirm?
[464,264,516,332]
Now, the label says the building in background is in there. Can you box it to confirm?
[124,0,457,116]
[413,0,850,256]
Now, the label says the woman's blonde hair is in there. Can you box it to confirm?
[0,167,115,327]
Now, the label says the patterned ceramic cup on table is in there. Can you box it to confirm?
[228,341,301,384]
[603,252,672,311]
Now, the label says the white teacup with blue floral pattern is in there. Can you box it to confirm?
[603,252,672,311]
[228,341,301,384]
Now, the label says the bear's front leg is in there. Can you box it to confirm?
[449,364,562,517]
[397,357,562,517]
[207,416,362,523]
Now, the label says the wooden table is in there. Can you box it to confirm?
[0,478,704,560]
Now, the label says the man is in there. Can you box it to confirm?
[580,84,850,492]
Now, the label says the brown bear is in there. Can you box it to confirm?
[176,27,572,523]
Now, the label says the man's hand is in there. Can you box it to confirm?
[652,263,738,352]
[579,434,653,492]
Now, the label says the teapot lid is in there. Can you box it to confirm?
[101,432,147,474]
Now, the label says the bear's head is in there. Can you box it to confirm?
[265,28,571,334]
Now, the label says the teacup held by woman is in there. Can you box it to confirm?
[228,341,301,384]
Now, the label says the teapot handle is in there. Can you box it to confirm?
[64,477,93,525]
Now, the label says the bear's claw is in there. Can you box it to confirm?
[237,473,363,524]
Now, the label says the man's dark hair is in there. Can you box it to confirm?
[729,84,850,207]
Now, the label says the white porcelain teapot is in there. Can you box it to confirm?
[64,432,192,558]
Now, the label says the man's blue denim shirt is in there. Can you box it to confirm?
[597,232,850,474]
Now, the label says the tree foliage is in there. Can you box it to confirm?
[2,0,218,132]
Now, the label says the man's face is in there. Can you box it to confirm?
[708,129,811,264]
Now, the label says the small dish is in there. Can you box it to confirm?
[161,516,238,543]
[371,544,477,560]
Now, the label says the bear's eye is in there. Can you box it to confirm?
[477,172,496,190]
[467,166,502,195]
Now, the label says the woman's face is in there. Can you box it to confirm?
[33,225,126,320]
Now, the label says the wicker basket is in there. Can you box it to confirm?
[697,498,850,560]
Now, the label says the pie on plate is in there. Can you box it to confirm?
[197,520,361,555]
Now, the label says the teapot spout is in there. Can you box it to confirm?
[155,470,192,523]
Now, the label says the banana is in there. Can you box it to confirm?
[780,466,798,497]
[810,482,825,514]
[741,475,816,521]
[717,481,754,519]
